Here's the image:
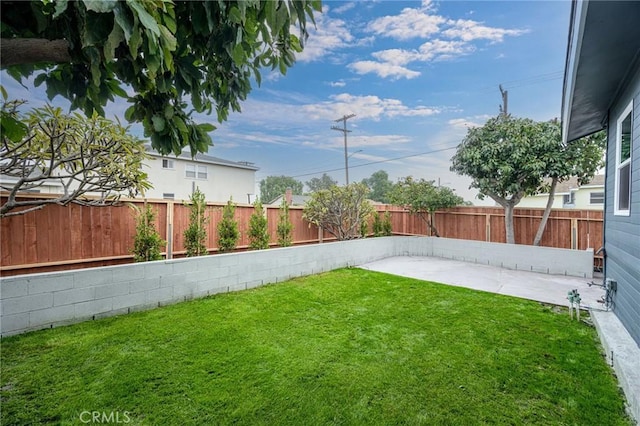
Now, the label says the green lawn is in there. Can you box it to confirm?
[0,268,631,425]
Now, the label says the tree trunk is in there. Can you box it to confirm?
[533,177,558,246]
[1,39,71,68]
[504,203,516,244]
[429,211,440,237]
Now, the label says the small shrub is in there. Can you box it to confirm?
[372,213,383,237]
[217,198,239,253]
[360,218,369,238]
[184,188,209,257]
[248,200,269,250]
[382,211,393,236]
[131,204,165,262]
[276,199,293,247]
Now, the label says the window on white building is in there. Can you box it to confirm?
[615,101,633,215]
[163,193,175,200]
[162,159,174,169]
[185,164,207,180]
[185,164,196,178]
[197,165,207,179]
[590,192,604,205]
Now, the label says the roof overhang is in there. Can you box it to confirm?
[562,0,640,143]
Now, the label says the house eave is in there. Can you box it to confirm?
[562,0,640,143]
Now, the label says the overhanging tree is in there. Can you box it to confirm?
[303,183,373,241]
[388,177,463,237]
[1,100,150,218]
[0,0,321,156]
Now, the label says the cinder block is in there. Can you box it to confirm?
[1,313,29,334]
[143,262,173,279]
[73,269,114,289]
[1,279,28,299]
[129,277,160,294]
[95,307,129,320]
[228,283,246,292]
[244,279,263,290]
[172,281,197,298]
[147,287,173,304]
[2,293,53,316]
[216,254,239,267]
[94,282,130,299]
[28,275,73,294]
[112,264,145,282]
[196,278,221,293]
[30,305,75,326]
[112,291,147,311]
[53,287,95,306]
[171,259,197,274]
[207,285,228,296]
[74,298,113,318]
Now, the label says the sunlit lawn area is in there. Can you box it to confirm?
[0,268,632,425]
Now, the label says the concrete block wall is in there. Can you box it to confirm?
[1,237,593,336]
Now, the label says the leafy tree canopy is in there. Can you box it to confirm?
[0,0,321,156]
[303,183,373,241]
[388,177,463,237]
[306,173,338,193]
[450,115,605,244]
[260,175,303,204]
[1,97,150,217]
[361,170,393,203]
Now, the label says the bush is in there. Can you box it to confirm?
[382,211,393,236]
[372,213,383,237]
[360,218,369,238]
[217,199,239,253]
[248,200,269,250]
[131,204,165,262]
[184,188,209,257]
[276,199,293,247]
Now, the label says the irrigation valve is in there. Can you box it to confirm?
[567,289,581,321]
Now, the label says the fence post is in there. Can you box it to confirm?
[486,214,491,242]
[571,218,578,249]
[166,201,173,259]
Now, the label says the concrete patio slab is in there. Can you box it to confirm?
[359,256,605,309]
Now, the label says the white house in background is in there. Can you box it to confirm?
[517,175,605,210]
[143,147,258,203]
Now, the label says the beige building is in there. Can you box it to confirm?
[518,175,604,210]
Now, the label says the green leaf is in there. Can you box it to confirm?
[53,0,70,18]
[104,23,125,62]
[82,0,117,13]
[0,85,6,100]
[127,1,160,37]
[1,113,28,142]
[232,43,245,65]
[124,105,136,121]
[151,115,165,132]
[113,2,134,42]
[198,123,216,132]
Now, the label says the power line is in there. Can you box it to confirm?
[289,145,459,178]
[331,114,356,184]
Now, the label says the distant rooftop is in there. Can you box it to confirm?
[145,145,259,171]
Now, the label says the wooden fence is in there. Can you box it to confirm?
[1,195,603,276]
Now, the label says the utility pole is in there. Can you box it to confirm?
[499,84,508,116]
[331,113,356,185]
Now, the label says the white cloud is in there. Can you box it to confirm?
[329,80,347,87]
[295,9,355,62]
[349,60,420,80]
[302,93,440,121]
[355,2,527,80]
[367,6,445,40]
[443,19,529,43]
[332,2,356,14]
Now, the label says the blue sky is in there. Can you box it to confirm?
[1,0,572,204]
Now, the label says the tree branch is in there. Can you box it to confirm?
[0,39,71,68]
